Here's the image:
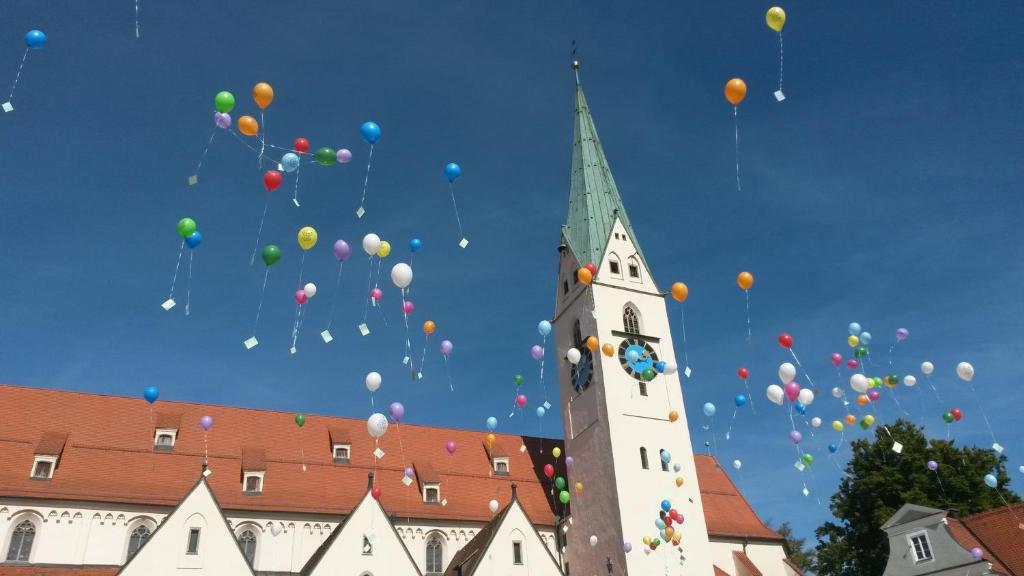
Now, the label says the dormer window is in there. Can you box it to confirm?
[493,457,509,475]
[31,456,55,479]
[154,428,178,451]
[31,431,66,481]
[908,531,933,563]
[424,483,440,504]
[241,447,265,495]
[333,444,351,463]
[243,472,264,495]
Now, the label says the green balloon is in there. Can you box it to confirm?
[942,412,954,424]
[554,476,566,490]
[214,91,235,113]
[514,375,523,386]
[872,377,883,388]
[558,490,570,504]
[802,453,814,465]
[860,420,870,430]
[887,375,899,386]
[854,346,867,358]
[314,147,336,166]
[642,368,656,381]
[295,413,305,427]
[177,217,196,238]
[262,244,282,266]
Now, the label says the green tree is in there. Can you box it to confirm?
[812,419,1018,576]
[767,521,815,571]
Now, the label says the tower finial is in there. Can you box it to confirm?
[571,41,580,85]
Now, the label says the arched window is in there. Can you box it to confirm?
[6,520,35,562]
[425,536,444,575]
[572,319,583,348]
[627,256,641,281]
[608,253,622,278]
[623,305,640,334]
[238,529,257,565]
[127,525,151,558]
[639,447,649,470]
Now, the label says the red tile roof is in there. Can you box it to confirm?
[240,447,266,471]
[782,558,806,576]
[714,566,733,576]
[153,412,182,430]
[0,384,781,536]
[954,504,1024,575]
[946,518,1010,575]
[733,550,764,576]
[35,432,68,456]
[0,568,118,575]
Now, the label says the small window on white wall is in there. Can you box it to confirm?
[127,524,152,558]
[608,254,622,278]
[493,457,509,475]
[513,541,523,564]
[908,532,933,563]
[243,472,264,494]
[186,528,201,555]
[627,256,641,281]
[6,519,36,561]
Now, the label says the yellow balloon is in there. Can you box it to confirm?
[766,7,786,32]
[552,446,562,458]
[848,335,859,348]
[831,420,844,432]
[643,536,651,545]
[297,226,318,251]
[863,414,875,426]
[253,82,274,110]
[486,433,496,446]
[377,240,391,258]
[574,481,583,493]
[675,476,684,487]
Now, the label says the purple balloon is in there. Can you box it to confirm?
[623,542,633,553]
[530,345,544,361]
[446,440,457,454]
[199,415,213,431]
[789,430,803,444]
[440,340,454,356]
[971,547,983,560]
[896,328,909,341]
[927,460,938,471]
[404,466,415,478]
[336,148,353,164]
[565,456,574,467]
[214,112,231,129]
[388,402,405,422]
[333,239,351,262]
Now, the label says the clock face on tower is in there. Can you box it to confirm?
[618,337,659,380]
[571,347,594,393]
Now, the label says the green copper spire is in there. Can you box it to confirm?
[562,76,647,271]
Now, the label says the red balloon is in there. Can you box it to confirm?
[584,262,597,276]
[868,390,880,402]
[951,407,962,421]
[778,333,793,349]
[294,137,310,153]
[543,463,555,479]
[831,353,843,367]
[846,359,859,370]
[737,367,749,380]
[263,170,282,192]
[295,289,308,305]
[371,487,382,500]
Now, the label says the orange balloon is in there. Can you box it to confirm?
[486,433,496,446]
[238,115,259,137]
[601,343,614,357]
[844,414,857,425]
[675,476,684,487]
[668,410,679,422]
[725,78,747,106]
[671,282,689,303]
[423,320,436,335]
[856,394,869,406]
[253,82,274,110]
[577,267,593,285]
[574,481,584,493]
[585,336,599,352]
[737,271,754,290]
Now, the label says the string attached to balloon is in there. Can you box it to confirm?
[4,30,46,113]
[727,394,747,440]
[670,283,692,377]
[765,8,786,101]
[391,263,414,364]
[418,321,435,380]
[356,121,381,218]
[243,244,281,349]
[957,361,1003,453]
[358,234,381,336]
[253,83,273,168]
[250,170,281,265]
[320,240,350,344]
[162,219,192,312]
[184,231,201,316]
[724,79,747,192]
[737,272,754,342]
[737,367,755,414]
[444,163,469,248]
[537,321,552,403]
[287,227,318,353]
[440,340,455,391]
[778,333,816,389]
[190,109,231,186]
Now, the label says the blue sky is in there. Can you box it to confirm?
[1,0,1022,546]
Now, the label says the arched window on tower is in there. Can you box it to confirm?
[572,319,583,348]
[627,256,641,282]
[425,536,444,575]
[6,519,36,562]
[238,529,257,565]
[640,447,649,470]
[623,305,641,334]
[608,253,622,278]
[127,524,151,558]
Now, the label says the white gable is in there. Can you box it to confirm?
[596,217,659,294]
[118,473,254,576]
[304,490,420,576]
[469,500,562,576]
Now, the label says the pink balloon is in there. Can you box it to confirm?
[868,389,880,402]
[370,287,383,301]
[446,440,457,454]
[530,345,544,361]
[830,353,842,367]
[896,328,909,341]
[336,148,353,164]
[846,359,859,370]
[516,394,527,408]
[440,340,453,356]
[295,289,308,305]
[403,301,414,314]
[784,381,800,402]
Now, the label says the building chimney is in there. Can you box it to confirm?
[367,471,375,491]
[511,482,518,502]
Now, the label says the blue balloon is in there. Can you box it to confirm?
[794,402,807,415]
[185,231,202,249]
[703,402,716,417]
[536,406,546,418]
[660,499,671,512]
[409,238,423,253]
[848,322,861,336]
[360,121,381,144]
[25,30,47,49]
[984,474,998,489]
[734,394,747,407]
[860,331,872,345]
[538,320,552,337]
[143,386,159,404]
[659,529,667,541]
[828,443,838,453]
[281,152,300,173]
[654,361,666,373]
[485,416,497,431]
[660,451,671,464]
[444,162,462,183]
[627,349,640,362]
[655,518,666,530]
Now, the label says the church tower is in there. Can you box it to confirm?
[555,62,714,575]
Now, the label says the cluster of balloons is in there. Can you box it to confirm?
[643,499,684,551]
[766,362,814,410]
[941,407,963,424]
[576,262,597,286]
[177,218,203,250]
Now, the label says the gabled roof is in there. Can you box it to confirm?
[563,80,647,272]
[696,455,783,541]
[733,550,764,576]
[880,503,947,531]
[714,566,733,576]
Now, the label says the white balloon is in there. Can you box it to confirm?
[921,361,934,375]
[365,372,382,393]
[362,233,381,256]
[778,362,797,384]
[567,348,581,365]
[798,388,815,406]
[850,374,869,394]
[663,361,678,375]
[270,523,282,536]
[732,459,742,470]
[903,375,917,387]
[831,387,844,398]
[488,499,499,514]
[956,362,974,382]
[811,417,822,428]
[766,384,785,406]
[367,412,389,438]
[391,263,413,289]
[303,282,317,298]
[589,535,598,547]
